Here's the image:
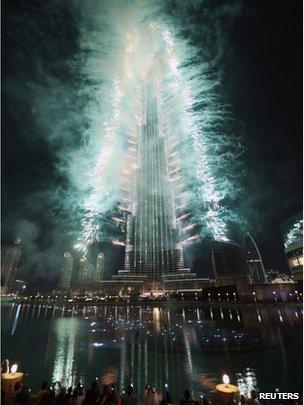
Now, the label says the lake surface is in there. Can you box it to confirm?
[1,302,302,401]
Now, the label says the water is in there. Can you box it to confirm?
[1,302,302,401]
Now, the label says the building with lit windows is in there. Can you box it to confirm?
[110,76,203,293]
[211,240,250,286]
[58,252,73,290]
[95,252,105,282]
[281,212,303,282]
[78,255,95,284]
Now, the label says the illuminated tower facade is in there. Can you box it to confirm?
[79,256,89,283]
[83,26,229,292]
[79,256,94,284]
[113,72,197,286]
[95,252,105,282]
[58,252,73,290]
[126,85,183,278]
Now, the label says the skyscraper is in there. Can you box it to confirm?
[126,85,183,276]
[1,242,22,293]
[112,73,201,291]
[95,252,105,282]
[78,255,94,284]
[58,252,73,290]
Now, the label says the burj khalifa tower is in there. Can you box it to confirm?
[112,60,201,291]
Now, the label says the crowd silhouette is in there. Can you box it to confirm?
[2,379,291,405]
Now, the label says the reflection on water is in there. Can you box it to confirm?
[237,368,257,397]
[11,304,21,335]
[52,318,80,387]
[1,302,302,400]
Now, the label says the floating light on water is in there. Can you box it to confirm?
[11,364,18,374]
[223,374,230,385]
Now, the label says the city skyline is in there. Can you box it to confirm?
[1,0,301,285]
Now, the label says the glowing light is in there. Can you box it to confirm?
[182,235,199,245]
[112,217,127,224]
[284,219,303,248]
[93,343,104,347]
[176,213,191,222]
[11,364,18,374]
[111,240,126,247]
[223,374,230,385]
[182,223,197,232]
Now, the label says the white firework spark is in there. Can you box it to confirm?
[69,4,244,245]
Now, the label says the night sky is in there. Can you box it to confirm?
[2,0,302,288]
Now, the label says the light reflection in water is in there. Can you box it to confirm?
[153,307,161,331]
[9,303,15,318]
[256,309,262,323]
[182,328,194,391]
[138,338,142,391]
[237,368,257,397]
[52,317,79,387]
[11,304,21,335]
[144,339,148,384]
[1,302,302,399]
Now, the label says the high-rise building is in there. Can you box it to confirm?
[78,255,94,284]
[58,252,73,290]
[212,240,250,286]
[125,85,183,277]
[112,78,200,290]
[95,252,105,282]
[1,242,22,293]
[281,212,303,282]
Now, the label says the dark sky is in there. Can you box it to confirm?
[1,0,302,286]
[223,0,302,272]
